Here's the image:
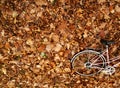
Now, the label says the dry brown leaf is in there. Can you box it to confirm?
[51,33,59,42]
[5,42,10,49]
[53,43,62,52]
[57,21,67,31]
[83,30,88,38]
[50,23,55,29]
[115,5,120,12]
[7,80,15,88]
[64,50,70,58]
[34,0,47,6]
[64,68,71,73]
[0,0,120,87]
[24,26,30,31]
[37,44,46,52]
[99,30,105,38]
[12,11,18,18]
[32,68,40,73]
[69,24,76,32]
[51,62,56,67]
[36,65,41,68]
[111,45,117,53]
[97,0,106,4]
[26,39,34,46]
[1,30,5,36]
[99,23,107,29]
[46,44,54,52]
[109,5,115,13]
[2,68,7,74]
[54,67,62,73]
[0,42,3,48]
[0,54,3,60]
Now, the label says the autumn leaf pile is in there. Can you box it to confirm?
[0,0,120,88]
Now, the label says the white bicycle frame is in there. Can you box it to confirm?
[71,44,120,76]
[97,45,120,68]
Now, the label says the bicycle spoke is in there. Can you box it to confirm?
[88,51,90,62]
[73,57,84,65]
[91,55,102,65]
[89,55,99,62]
[71,50,105,76]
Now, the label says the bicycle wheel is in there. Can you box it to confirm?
[71,50,106,76]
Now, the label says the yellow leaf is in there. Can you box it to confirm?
[2,68,7,74]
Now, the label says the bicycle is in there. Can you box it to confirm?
[71,39,120,76]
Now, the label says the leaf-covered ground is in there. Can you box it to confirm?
[0,0,120,88]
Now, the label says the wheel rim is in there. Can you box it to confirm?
[71,50,105,76]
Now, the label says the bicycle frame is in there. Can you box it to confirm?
[71,44,120,76]
[99,45,120,67]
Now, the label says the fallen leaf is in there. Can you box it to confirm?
[115,5,120,12]
[37,44,46,52]
[64,50,70,57]
[99,23,107,29]
[50,61,56,68]
[26,39,34,46]
[34,0,47,6]
[50,23,55,29]
[64,68,71,73]
[32,68,40,73]
[97,0,106,4]
[99,30,105,38]
[46,44,54,52]
[24,26,30,31]
[83,31,88,38]
[51,33,59,42]
[7,80,15,88]
[0,42,3,48]
[57,21,67,32]
[5,42,10,49]
[1,30,4,36]
[53,43,62,52]
[109,5,115,13]
[12,11,18,18]
[2,68,7,74]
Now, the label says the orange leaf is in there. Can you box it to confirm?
[109,5,113,11]
[5,42,10,49]
[64,50,70,57]
[57,21,67,34]
[37,44,46,52]
[99,30,105,38]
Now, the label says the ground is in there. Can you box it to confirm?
[0,0,120,88]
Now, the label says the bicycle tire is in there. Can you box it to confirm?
[71,50,106,76]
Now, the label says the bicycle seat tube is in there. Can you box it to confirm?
[106,45,110,65]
